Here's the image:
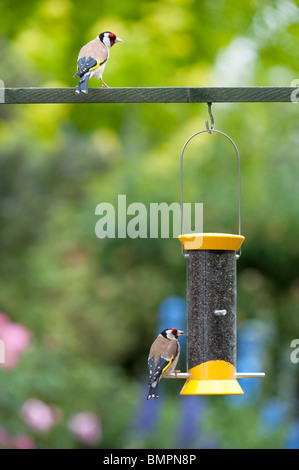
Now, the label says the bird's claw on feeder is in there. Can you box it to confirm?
[174,370,181,377]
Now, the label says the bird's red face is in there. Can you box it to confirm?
[108,32,124,47]
[171,328,185,339]
[161,328,185,340]
[99,31,124,48]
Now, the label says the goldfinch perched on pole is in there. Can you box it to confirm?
[147,328,184,400]
[74,31,124,94]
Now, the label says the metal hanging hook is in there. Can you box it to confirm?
[180,106,242,259]
[205,102,214,133]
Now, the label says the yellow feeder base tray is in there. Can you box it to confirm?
[180,360,244,396]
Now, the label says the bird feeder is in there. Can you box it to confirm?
[171,104,265,395]
[179,233,244,395]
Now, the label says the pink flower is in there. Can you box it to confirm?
[21,398,56,434]
[68,412,102,445]
[0,313,31,370]
[0,427,37,449]
[0,427,11,447]
[0,313,10,328]
[14,434,36,449]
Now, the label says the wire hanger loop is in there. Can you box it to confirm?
[180,103,242,259]
[205,102,214,133]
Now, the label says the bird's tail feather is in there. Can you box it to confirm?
[147,382,159,400]
[75,73,91,94]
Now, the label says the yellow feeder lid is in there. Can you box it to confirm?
[179,233,245,251]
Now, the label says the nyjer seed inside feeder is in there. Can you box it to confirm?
[173,104,265,395]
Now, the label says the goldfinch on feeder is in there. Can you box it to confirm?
[147,328,184,400]
[74,31,124,94]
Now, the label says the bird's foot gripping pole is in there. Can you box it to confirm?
[101,79,109,88]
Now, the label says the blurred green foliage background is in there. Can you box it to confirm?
[0,0,299,449]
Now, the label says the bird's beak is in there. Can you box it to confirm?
[177,330,185,336]
[115,37,124,43]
